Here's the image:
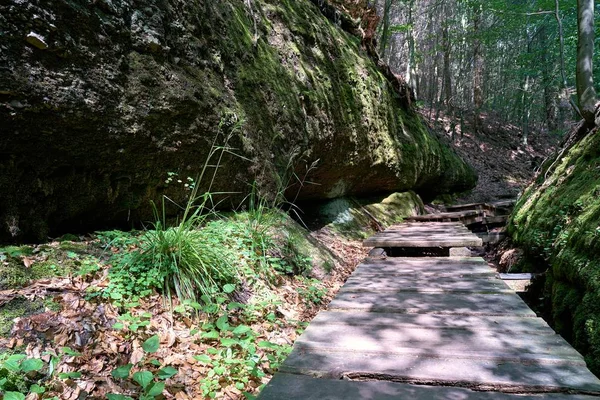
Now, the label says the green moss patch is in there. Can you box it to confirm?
[0,297,45,338]
[509,130,600,374]
[315,191,423,239]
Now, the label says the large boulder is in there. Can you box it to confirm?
[0,0,475,241]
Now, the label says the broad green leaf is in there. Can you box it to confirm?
[58,371,82,379]
[3,392,25,400]
[220,338,238,347]
[111,364,133,379]
[133,371,153,389]
[4,354,26,371]
[202,330,219,340]
[29,384,45,394]
[157,366,178,379]
[61,347,82,357]
[223,284,236,293]
[106,394,134,400]
[21,358,44,372]
[193,354,212,363]
[232,325,251,336]
[142,335,160,353]
[216,315,229,331]
[146,381,165,396]
[112,322,124,330]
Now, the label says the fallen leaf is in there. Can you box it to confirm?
[22,256,34,268]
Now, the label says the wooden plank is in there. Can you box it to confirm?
[310,311,556,335]
[500,273,535,280]
[259,373,599,400]
[363,236,483,247]
[295,324,584,361]
[328,291,537,316]
[280,349,600,393]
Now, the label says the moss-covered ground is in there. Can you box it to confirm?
[509,129,600,374]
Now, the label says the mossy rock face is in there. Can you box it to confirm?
[508,130,600,374]
[312,191,423,239]
[0,0,475,241]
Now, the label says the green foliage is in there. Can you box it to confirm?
[192,308,292,399]
[297,277,327,306]
[108,337,178,400]
[0,353,47,396]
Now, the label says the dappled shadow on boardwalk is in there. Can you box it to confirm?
[261,256,600,398]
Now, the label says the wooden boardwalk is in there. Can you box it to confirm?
[259,222,600,399]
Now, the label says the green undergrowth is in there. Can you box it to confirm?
[97,209,335,305]
[0,206,335,398]
[509,129,600,374]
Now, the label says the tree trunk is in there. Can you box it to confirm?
[472,1,484,132]
[442,11,452,111]
[378,0,393,56]
[576,0,597,125]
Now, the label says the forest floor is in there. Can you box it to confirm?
[0,213,368,400]
[419,108,561,204]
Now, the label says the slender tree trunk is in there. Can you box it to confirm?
[378,0,393,56]
[576,0,597,125]
[472,1,484,132]
[442,9,452,111]
[405,0,418,98]
[539,24,558,132]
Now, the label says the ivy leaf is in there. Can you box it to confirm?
[61,347,82,357]
[257,341,278,349]
[4,354,26,371]
[157,366,178,380]
[222,284,236,293]
[216,315,229,331]
[146,381,165,396]
[21,358,44,372]
[3,392,25,400]
[29,384,46,394]
[133,371,153,389]
[232,325,251,336]
[201,330,219,340]
[142,335,160,353]
[59,371,82,380]
[193,354,212,364]
[111,364,133,379]
[106,394,134,400]
[220,338,238,347]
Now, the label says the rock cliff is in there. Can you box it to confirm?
[0,0,476,241]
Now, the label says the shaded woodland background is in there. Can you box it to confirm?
[374,0,599,139]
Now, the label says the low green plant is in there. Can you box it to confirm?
[193,319,292,399]
[0,353,47,397]
[297,277,327,306]
[112,310,153,334]
[104,128,243,305]
[108,335,178,400]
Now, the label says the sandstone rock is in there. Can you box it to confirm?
[0,0,476,241]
